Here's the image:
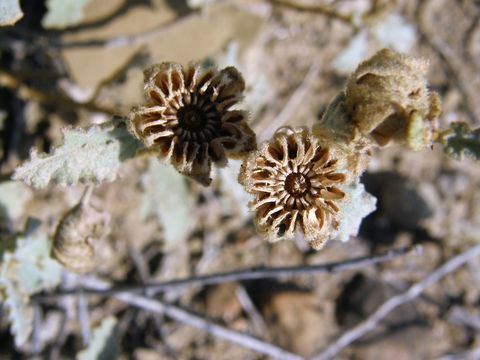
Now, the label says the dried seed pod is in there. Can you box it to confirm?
[52,191,110,273]
[129,62,256,186]
[239,127,349,250]
[345,48,441,149]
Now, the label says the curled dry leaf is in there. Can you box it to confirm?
[345,48,441,150]
[129,62,256,186]
[239,127,349,250]
[51,190,111,273]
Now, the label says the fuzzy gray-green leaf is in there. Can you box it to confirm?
[0,230,62,346]
[0,0,23,26]
[42,0,91,29]
[0,181,32,222]
[139,159,194,249]
[13,123,143,189]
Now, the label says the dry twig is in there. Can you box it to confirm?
[47,310,69,360]
[0,11,199,50]
[416,2,479,124]
[309,243,480,360]
[0,69,117,115]
[57,12,197,49]
[257,63,320,141]
[266,0,355,27]
[236,285,268,336]
[77,289,91,346]
[447,306,480,331]
[31,304,42,355]
[34,246,417,299]
[81,277,304,360]
[438,347,480,360]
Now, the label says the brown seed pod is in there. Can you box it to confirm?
[51,190,110,273]
[345,48,441,149]
[239,127,348,250]
[129,62,256,186]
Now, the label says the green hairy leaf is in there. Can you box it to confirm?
[0,0,23,26]
[77,317,120,360]
[139,159,195,249]
[42,0,91,29]
[0,229,62,346]
[13,122,142,189]
[439,122,480,161]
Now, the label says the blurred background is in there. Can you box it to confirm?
[1,0,480,359]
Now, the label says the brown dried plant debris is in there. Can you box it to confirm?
[345,48,442,150]
[129,62,257,186]
[239,127,349,250]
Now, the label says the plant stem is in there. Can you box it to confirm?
[34,246,418,299]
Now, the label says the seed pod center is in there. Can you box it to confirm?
[178,104,207,131]
[285,172,311,198]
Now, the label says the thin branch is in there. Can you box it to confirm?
[257,63,321,141]
[309,243,480,360]
[266,0,355,27]
[77,289,91,346]
[0,11,199,51]
[88,48,147,102]
[128,245,150,284]
[462,11,480,62]
[31,304,42,355]
[49,11,198,49]
[127,244,174,351]
[81,277,304,360]
[438,347,480,360]
[446,306,480,331]
[236,285,268,336]
[0,69,117,115]
[417,34,478,125]
[47,310,68,360]
[416,2,479,125]
[34,246,418,300]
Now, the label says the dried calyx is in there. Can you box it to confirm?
[239,127,349,250]
[129,62,256,186]
[344,48,441,150]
